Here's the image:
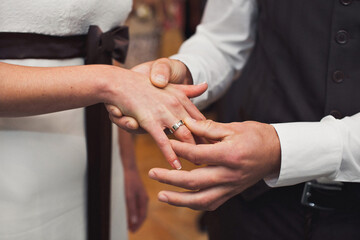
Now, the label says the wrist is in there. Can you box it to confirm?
[92,64,126,104]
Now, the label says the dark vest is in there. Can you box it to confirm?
[216,0,360,199]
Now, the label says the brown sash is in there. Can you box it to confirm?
[0,25,129,240]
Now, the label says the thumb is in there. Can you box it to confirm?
[171,82,208,98]
[150,58,190,88]
[183,117,229,140]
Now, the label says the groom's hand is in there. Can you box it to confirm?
[148,118,281,211]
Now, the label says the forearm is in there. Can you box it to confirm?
[118,127,137,170]
[0,62,122,117]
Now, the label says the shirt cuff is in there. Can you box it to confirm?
[265,116,343,187]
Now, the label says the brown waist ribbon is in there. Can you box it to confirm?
[0,25,129,240]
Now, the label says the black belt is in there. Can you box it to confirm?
[0,25,129,240]
[301,181,360,211]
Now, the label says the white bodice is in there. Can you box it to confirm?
[0,0,132,35]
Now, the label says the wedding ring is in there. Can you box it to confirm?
[169,120,184,134]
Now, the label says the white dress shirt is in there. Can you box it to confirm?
[171,0,360,187]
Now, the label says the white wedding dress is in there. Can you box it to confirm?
[0,1,132,239]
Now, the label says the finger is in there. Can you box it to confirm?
[160,101,196,144]
[171,120,196,144]
[150,58,189,88]
[170,83,208,98]
[170,139,228,166]
[150,58,172,88]
[184,118,230,140]
[109,114,145,133]
[157,185,234,211]
[126,194,139,232]
[143,122,182,170]
[129,195,143,233]
[105,103,122,118]
[166,86,206,121]
[177,96,206,121]
[149,166,229,190]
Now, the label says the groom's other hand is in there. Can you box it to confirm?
[149,118,281,211]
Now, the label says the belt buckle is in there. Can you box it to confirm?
[301,181,343,211]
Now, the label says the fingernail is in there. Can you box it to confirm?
[173,159,182,170]
[154,74,166,85]
[131,215,138,224]
[148,169,156,179]
[158,193,168,203]
[125,121,133,129]
[110,108,119,117]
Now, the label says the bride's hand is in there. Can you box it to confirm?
[106,60,195,132]
[103,66,207,169]
[107,58,196,133]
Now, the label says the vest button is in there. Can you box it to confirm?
[335,30,349,45]
[332,70,345,83]
[340,0,353,5]
[330,110,343,119]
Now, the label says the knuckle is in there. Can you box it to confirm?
[187,179,199,190]
[167,96,181,108]
[223,171,242,185]
[154,58,171,71]
[198,198,212,211]
[224,148,245,167]
[157,57,171,65]
[138,111,154,124]
[237,148,249,161]
[225,152,238,166]
[208,174,219,186]
[206,203,218,211]
[203,119,214,132]
[188,151,200,165]
[176,91,187,101]
[181,129,193,141]
[155,136,169,148]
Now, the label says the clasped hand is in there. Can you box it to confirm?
[109,58,281,211]
[106,62,207,170]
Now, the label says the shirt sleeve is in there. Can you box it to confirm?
[265,113,360,187]
[170,0,257,110]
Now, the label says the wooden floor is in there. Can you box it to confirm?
[129,134,208,240]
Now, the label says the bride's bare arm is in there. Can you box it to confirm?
[0,62,118,116]
[0,62,207,168]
